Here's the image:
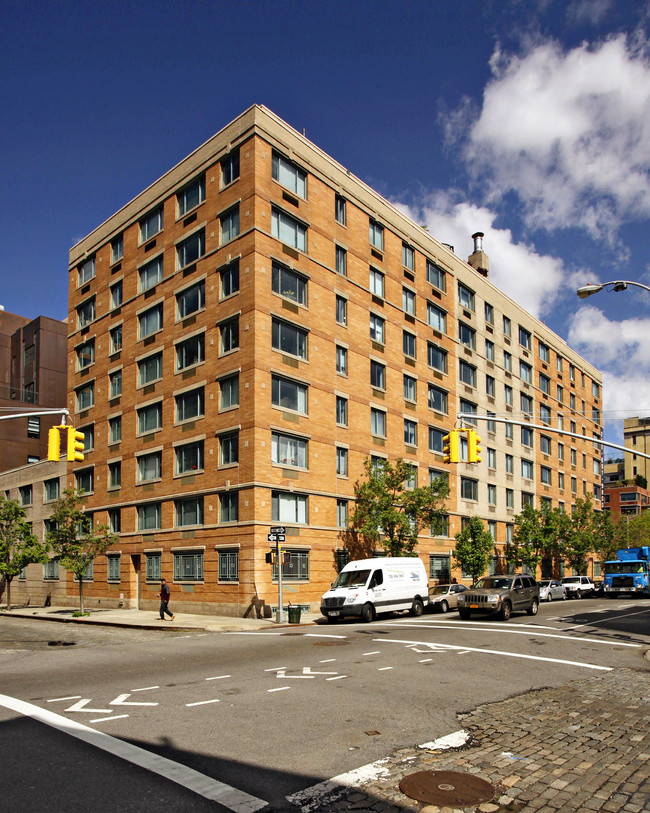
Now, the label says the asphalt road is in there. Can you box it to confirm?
[1,597,649,812]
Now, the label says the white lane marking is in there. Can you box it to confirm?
[363,651,380,656]
[319,659,337,663]
[186,699,221,707]
[563,606,650,631]
[206,675,231,681]
[305,633,347,639]
[0,693,267,813]
[131,686,159,692]
[264,667,286,672]
[419,658,433,663]
[420,729,470,750]
[224,632,284,636]
[111,693,158,707]
[268,687,291,693]
[391,623,640,648]
[47,695,81,703]
[303,667,338,675]
[66,699,113,714]
[375,638,612,671]
[391,618,558,630]
[287,756,392,812]
[326,675,347,681]
[377,667,393,671]
[91,714,129,723]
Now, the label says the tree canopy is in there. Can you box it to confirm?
[0,497,49,610]
[453,516,494,583]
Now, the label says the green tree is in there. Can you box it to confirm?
[453,516,494,583]
[634,474,647,489]
[0,497,49,610]
[592,510,617,569]
[348,458,448,557]
[46,489,117,614]
[564,497,600,575]
[509,504,567,576]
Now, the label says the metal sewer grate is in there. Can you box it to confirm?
[399,770,494,807]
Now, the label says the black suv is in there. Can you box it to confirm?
[457,575,539,621]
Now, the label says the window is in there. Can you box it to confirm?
[558,442,565,462]
[427,303,446,333]
[369,267,384,297]
[335,195,346,225]
[137,452,161,483]
[272,492,308,524]
[145,552,161,581]
[402,244,415,270]
[75,469,93,494]
[403,374,417,403]
[504,384,513,405]
[110,325,122,354]
[220,261,239,299]
[220,493,239,523]
[272,375,308,414]
[272,318,307,359]
[557,384,563,403]
[370,313,385,343]
[519,361,532,383]
[76,339,95,370]
[460,399,477,426]
[138,353,162,387]
[426,260,445,291]
[540,404,551,425]
[428,384,447,413]
[403,331,416,359]
[540,435,552,455]
[369,220,384,251]
[272,208,306,251]
[139,256,164,292]
[218,549,239,582]
[177,175,205,216]
[43,558,59,580]
[570,393,576,410]
[402,287,415,315]
[460,477,478,501]
[80,425,94,453]
[519,326,531,349]
[77,297,95,329]
[336,446,348,476]
[335,246,347,276]
[140,207,163,242]
[109,416,121,444]
[220,316,239,354]
[175,497,203,527]
[105,370,120,400]
[337,500,348,528]
[175,387,204,422]
[539,342,550,363]
[592,407,601,424]
[429,427,444,454]
[220,209,239,245]
[486,375,495,397]
[272,432,307,468]
[137,403,162,434]
[44,479,59,501]
[522,492,534,508]
[19,485,32,506]
[371,408,386,437]
[111,235,123,264]
[336,395,347,426]
[505,422,513,440]
[138,304,163,339]
[592,380,600,398]
[110,280,122,310]
[175,440,203,474]
[458,322,476,349]
[506,489,514,508]
[521,459,533,479]
[488,484,497,505]
[76,382,94,411]
[485,302,494,325]
[521,426,533,446]
[177,281,205,319]
[176,334,204,371]
[272,152,307,197]
[219,374,239,409]
[404,419,417,446]
[219,431,238,466]
[541,466,552,485]
[485,339,495,361]
[106,554,120,583]
[503,315,512,337]
[370,360,385,390]
[557,354,563,373]
[272,549,310,581]
[458,283,475,311]
[505,453,514,474]
[336,345,347,375]
[521,393,533,415]
[174,551,204,581]
[404,466,417,489]
[335,295,347,325]
[539,373,550,395]
[430,555,450,581]
[428,343,447,373]
[221,150,239,186]
[78,256,96,286]
[459,360,476,387]
[138,503,161,531]
[503,350,512,372]
[571,448,577,466]
[571,477,577,494]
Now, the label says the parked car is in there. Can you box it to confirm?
[538,579,566,602]
[427,583,468,613]
[561,575,594,599]
[457,575,539,621]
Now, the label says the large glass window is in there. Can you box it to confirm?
[174,551,204,581]
[428,384,447,413]
[219,374,239,409]
[146,552,161,580]
[335,246,347,276]
[110,324,122,354]
[460,477,478,501]
[177,175,205,216]
[220,210,239,245]
[138,503,161,531]
[140,207,163,242]
[272,375,307,414]
[175,497,203,527]
[404,419,417,446]
[336,396,347,426]
[109,416,121,444]
[369,268,384,297]
[220,316,239,353]
[109,370,122,399]
[177,281,205,319]
[272,318,307,359]
[77,298,95,329]
[139,256,164,291]
[272,208,306,251]
[219,431,239,465]
[370,360,385,390]
[429,426,444,454]
[272,152,307,197]
[220,262,239,299]
[336,345,347,375]
[218,549,239,582]
[336,446,348,476]
[458,283,475,311]
[370,313,385,343]
[272,432,307,469]
[402,244,415,270]
[458,322,475,349]
[220,493,238,522]
[175,388,205,422]
[44,479,59,502]
[519,326,532,350]
[175,440,203,474]
[108,462,121,489]
[138,352,162,386]
[78,256,95,286]
[336,295,347,325]
[76,382,94,411]
[459,360,476,387]
[272,263,307,305]
[137,403,162,434]
[272,492,308,524]
[335,195,346,225]
[137,452,161,483]
[403,331,416,359]
[221,150,239,186]
[111,235,123,264]
[427,303,447,333]
[138,304,163,339]
[178,229,206,268]
[428,343,447,373]
[76,339,95,370]
[371,408,386,437]
[403,374,417,403]
[176,334,204,371]
[402,287,415,316]
[520,361,532,383]
[426,260,445,291]
[369,220,384,251]
[110,280,122,310]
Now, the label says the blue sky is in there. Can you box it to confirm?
[2,0,650,449]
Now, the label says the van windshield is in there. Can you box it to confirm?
[331,569,371,589]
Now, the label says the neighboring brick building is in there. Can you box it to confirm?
[604,481,650,522]
[58,105,603,616]
[623,417,650,483]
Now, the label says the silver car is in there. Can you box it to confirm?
[538,579,566,602]
[428,583,468,613]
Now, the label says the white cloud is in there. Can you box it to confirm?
[460,34,650,243]
[566,0,614,26]
[395,193,580,318]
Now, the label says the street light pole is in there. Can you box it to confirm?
[577,280,650,298]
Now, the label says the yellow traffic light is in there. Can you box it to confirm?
[67,427,85,462]
[442,429,460,464]
[47,426,62,461]
[468,429,482,463]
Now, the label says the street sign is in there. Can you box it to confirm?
[267,533,277,542]
[270,526,286,534]
[276,534,286,542]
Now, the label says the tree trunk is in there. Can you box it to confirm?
[78,576,84,614]
[6,576,11,611]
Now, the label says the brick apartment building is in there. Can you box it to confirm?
[623,417,650,483]
[58,105,603,616]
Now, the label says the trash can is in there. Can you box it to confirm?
[287,606,301,624]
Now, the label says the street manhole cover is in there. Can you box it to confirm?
[399,770,494,806]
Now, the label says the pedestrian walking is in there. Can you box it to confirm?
[157,578,174,621]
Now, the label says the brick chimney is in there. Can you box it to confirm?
[467,232,489,278]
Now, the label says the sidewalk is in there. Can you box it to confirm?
[1,604,323,632]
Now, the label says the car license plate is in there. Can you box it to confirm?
[329,611,340,616]
[470,603,479,609]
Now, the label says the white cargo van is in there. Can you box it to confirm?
[320,557,429,623]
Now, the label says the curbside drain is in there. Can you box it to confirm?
[399,769,494,807]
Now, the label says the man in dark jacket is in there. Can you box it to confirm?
[157,578,174,621]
